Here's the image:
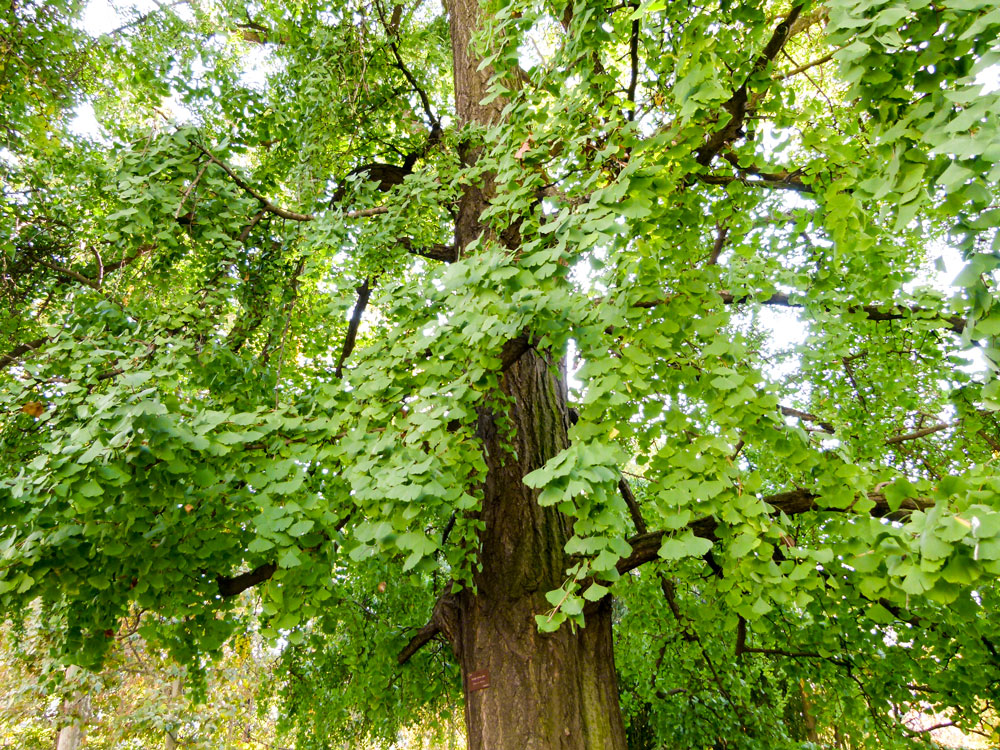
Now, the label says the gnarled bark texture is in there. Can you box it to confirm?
[452,351,627,750]
[436,0,629,747]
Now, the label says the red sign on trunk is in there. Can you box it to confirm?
[468,669,490,692]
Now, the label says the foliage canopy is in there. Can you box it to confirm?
[2,0,1000,746]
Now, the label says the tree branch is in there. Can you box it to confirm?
[706,222,729,265]
[174,159,210,219]
[397,620,442,665]
[36,259,102,290]
[779,405,834,434]
[397,237,458,262]
[696,3,804,165]
[619,476,647,534]
[374,0,441,134]
[0,337,49,369]
[633,289,967,333]
[617,487,928,575]
[398,593,459,664]
[740,647,846,664]
[903,720,957,735]
[195,148,315,222]
[217,562,277,597]
[335,277,373,378]
[780,50,837,79]
[625,7,639,121]
[103,0,190,37]
[716,290,968,334]
[885,421,956,445]
[696,171,814,193]
[237,210,268,244]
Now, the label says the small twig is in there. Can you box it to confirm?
[779,49,837,79]
[101,244,155,274]
[103,0,190,37]
[195,147,314,222]
[196,144,390,221]
[741,647,830,660]
[902,720,957,735]
[841,356,869,412]
[37,259,101,290]
[174,159,210,218]
[885,421,957,445]
[272,258,307,407]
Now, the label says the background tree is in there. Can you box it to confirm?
[2,0,1000,748]
[0,613,284,749]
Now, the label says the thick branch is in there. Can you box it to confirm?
[500,334,533,371]
[335,277,373,378]
[697,170,813,194]
[625,9,639,121]
[780,405,834,434]
[695,4,804,165]
[397,593,459,664]
[36,259,102,290]
[217,562,277,597]
[617,487,928,575]
[618,476,647,534]
[717,290,968,334]
[397,620,441,664]
[397,237,458,262]
[0,337,49,369]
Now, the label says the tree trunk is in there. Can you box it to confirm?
[437,1,630,746]
[55,725,84,750]
[164,675,182,750]
[452,351,628,750]
[54,666,88,750]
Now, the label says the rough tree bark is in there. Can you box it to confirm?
[432,0,630,746]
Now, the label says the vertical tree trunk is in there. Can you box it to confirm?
[164,675,182,750]
[439,1,630,747]
[54,666,88,750]
[55,724,84,750]
[454,352,628,750]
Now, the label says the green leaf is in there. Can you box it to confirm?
[659,532,713,561]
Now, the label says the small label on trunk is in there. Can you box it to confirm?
[468,669,490,692]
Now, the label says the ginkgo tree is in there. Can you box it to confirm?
[2,0,1000,747]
